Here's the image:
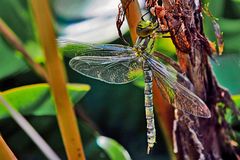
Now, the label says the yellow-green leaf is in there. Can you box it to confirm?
[0,83,90,118]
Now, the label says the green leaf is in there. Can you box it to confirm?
[232,95,240,108]
[0,37,29,80]
[133,75,144,89]
[154,36,176,58]
[59,42,87,58]
[211,54,240,95]
[0,83,90,118]
[222,95,240,125]
[0,0,43,80]
[224,108,234,124]
[219,18,240,35]
[0,0,35,42]
[219,18,240,53]
[96,136,131,160]
[232,0,240,3]
[80,121,131,160]
[203,0,225,17]
[24,41,45,64]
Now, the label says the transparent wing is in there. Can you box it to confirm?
[65,40,142,84]
[145,54,211,118]
[58,38,135,57]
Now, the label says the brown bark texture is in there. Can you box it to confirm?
[145,0,239,159]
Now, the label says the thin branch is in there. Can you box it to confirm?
[0,18,49,82]
[0,94,60,160]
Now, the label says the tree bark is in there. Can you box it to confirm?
[159,0,239,159]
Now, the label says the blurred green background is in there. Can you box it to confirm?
[0,0,239,159]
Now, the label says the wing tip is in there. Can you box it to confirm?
[204,108,212,118]
[198,105,211,118]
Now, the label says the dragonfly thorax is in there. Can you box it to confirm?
[132,44,147,61]
[136,20,158,38]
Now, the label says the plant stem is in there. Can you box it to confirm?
[0,94,60,160]
[120,0,141,43]
[0,135,17,160]
[0,18,49,82]
[30,0,85,159]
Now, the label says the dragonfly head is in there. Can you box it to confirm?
[136,20,158,38]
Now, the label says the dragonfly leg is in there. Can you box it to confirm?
[143,61,156,154]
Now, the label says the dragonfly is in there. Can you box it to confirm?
[59,19,211,153]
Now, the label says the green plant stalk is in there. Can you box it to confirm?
[30,0,85,159]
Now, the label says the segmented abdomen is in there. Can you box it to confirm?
[143,61,156,153]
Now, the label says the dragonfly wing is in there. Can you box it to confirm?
[58,38,135,57]
[146,55,211,118]
[59,39,142,84]
[69,53,142,84]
